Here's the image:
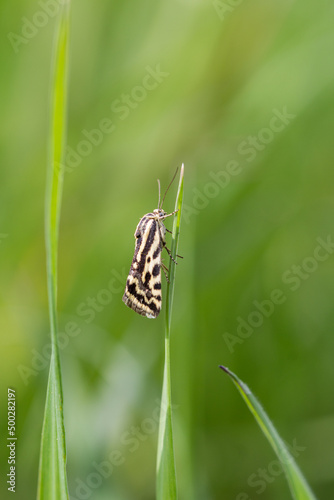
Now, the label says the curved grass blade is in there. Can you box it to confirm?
[37,3,71,499]
[220,366,317,500]
[156,164,184,500]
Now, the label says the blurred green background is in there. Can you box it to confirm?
[1,0,334,499]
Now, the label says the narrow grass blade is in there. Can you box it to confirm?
[220,366,317,500]
[37,3,71,500]
[156,164,184,500]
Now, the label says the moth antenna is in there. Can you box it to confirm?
[157,179,161,208]
[160,167,179,209]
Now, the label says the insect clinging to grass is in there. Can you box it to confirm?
[122,169,181,318]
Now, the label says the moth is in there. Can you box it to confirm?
[122,171,179,318]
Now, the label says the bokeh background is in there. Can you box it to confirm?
[1,0,334,499]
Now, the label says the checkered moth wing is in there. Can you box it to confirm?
[122,211,165,319]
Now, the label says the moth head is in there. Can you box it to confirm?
[153,208,167,219]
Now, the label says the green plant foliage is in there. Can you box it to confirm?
[156,165,184,500]
[220,366,317,500]
[1,2,334,499]
[37,3,71,500]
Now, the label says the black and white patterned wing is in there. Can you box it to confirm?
[122,214,162,318]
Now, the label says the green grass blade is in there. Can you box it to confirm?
[220,366,317,500]
[156,164,184,500]
[37,3,71,500]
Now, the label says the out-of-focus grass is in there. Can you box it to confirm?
[37,3,70,500]
[1,1,334,499]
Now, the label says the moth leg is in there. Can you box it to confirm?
[163,243,178,265]
[158,223,178,265]
[166,246,183,262]
[161,262,170,283]
[162,209,179,219]
[165,228,172,234]
[161,229,183,259]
